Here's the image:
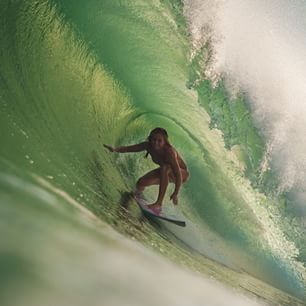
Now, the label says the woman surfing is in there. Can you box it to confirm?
[104,128,189,214]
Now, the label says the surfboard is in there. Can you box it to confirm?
[134,195,186,227]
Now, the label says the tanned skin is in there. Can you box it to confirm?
[104,132,189,210]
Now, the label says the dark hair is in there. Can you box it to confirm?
[145,127,170,158]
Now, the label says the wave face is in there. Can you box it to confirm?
[184,0,306,208]
[1,0,306,304]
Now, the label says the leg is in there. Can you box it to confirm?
[152,164,171,208]
[151,165,190,207]
[135,166,171,208]
[135,168,161,193]
[136,166,189,208]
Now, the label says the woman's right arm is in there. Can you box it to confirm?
[103,142,148,153]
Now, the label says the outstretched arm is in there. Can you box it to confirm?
[104,142,148,153]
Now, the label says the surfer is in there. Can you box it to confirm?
[104,128,189,212]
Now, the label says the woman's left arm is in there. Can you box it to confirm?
[168,149,182,204]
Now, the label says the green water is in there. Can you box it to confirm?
[1,0,305,304]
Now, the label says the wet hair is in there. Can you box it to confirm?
[145,127,170,158]
[148,127,168,141]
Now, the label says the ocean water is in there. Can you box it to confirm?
[1,0,305,305]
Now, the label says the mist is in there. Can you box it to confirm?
[184,0,306,214]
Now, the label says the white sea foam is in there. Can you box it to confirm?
[184,0,306,213]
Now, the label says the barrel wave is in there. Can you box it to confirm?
[1,1,306,305]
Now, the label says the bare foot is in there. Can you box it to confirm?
[146,203,162,215]
[147,202,162,210]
